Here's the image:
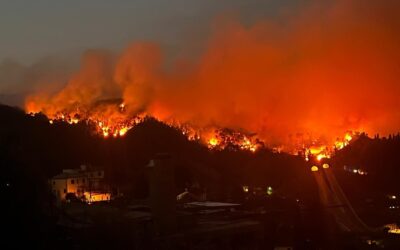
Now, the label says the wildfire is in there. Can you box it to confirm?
[95,120,135,138]
[28,101,140,139]
[118,127,129,136]
[240,137,258,152]
[28,101,264,152]
[334,132,353,150]
[305,132,356,162]
[26,99,357,156]
[208,137,219,147]
[203,129,260,152]
[68,118,79,124]
[20,0,400,164]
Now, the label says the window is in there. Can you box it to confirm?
[71,179,75,184]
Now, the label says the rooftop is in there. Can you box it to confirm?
[51,165,103,180]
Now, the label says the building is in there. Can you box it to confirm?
[50,165,111,204]
[143,154,264,248]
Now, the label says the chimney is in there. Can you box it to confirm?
[147,153,177,236]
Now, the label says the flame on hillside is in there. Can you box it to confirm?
[24,1,400,156]
[304,132,355,161]
[27,98,355,157]
[27,101,262,152]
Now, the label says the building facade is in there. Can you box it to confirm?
[50,165,111,204]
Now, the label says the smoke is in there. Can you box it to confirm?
[24,0,400,147]
[25,50,115,114]
[0,56,73,106]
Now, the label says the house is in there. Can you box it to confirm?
[50,165,111,204]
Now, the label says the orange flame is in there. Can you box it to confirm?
[305,132,356,161]
[24,1,399,153]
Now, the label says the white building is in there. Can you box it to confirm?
[50,165,111,204]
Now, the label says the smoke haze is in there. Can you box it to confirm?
[17,0,400,146]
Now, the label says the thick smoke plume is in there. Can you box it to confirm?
[25,0,400,148]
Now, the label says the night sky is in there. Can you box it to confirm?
[0,0,304,64]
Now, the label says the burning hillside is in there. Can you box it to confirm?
[24,1,400,158]
[27,99,263,153]
[26,97,356,161]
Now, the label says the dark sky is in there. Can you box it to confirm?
[0,0,304,64]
